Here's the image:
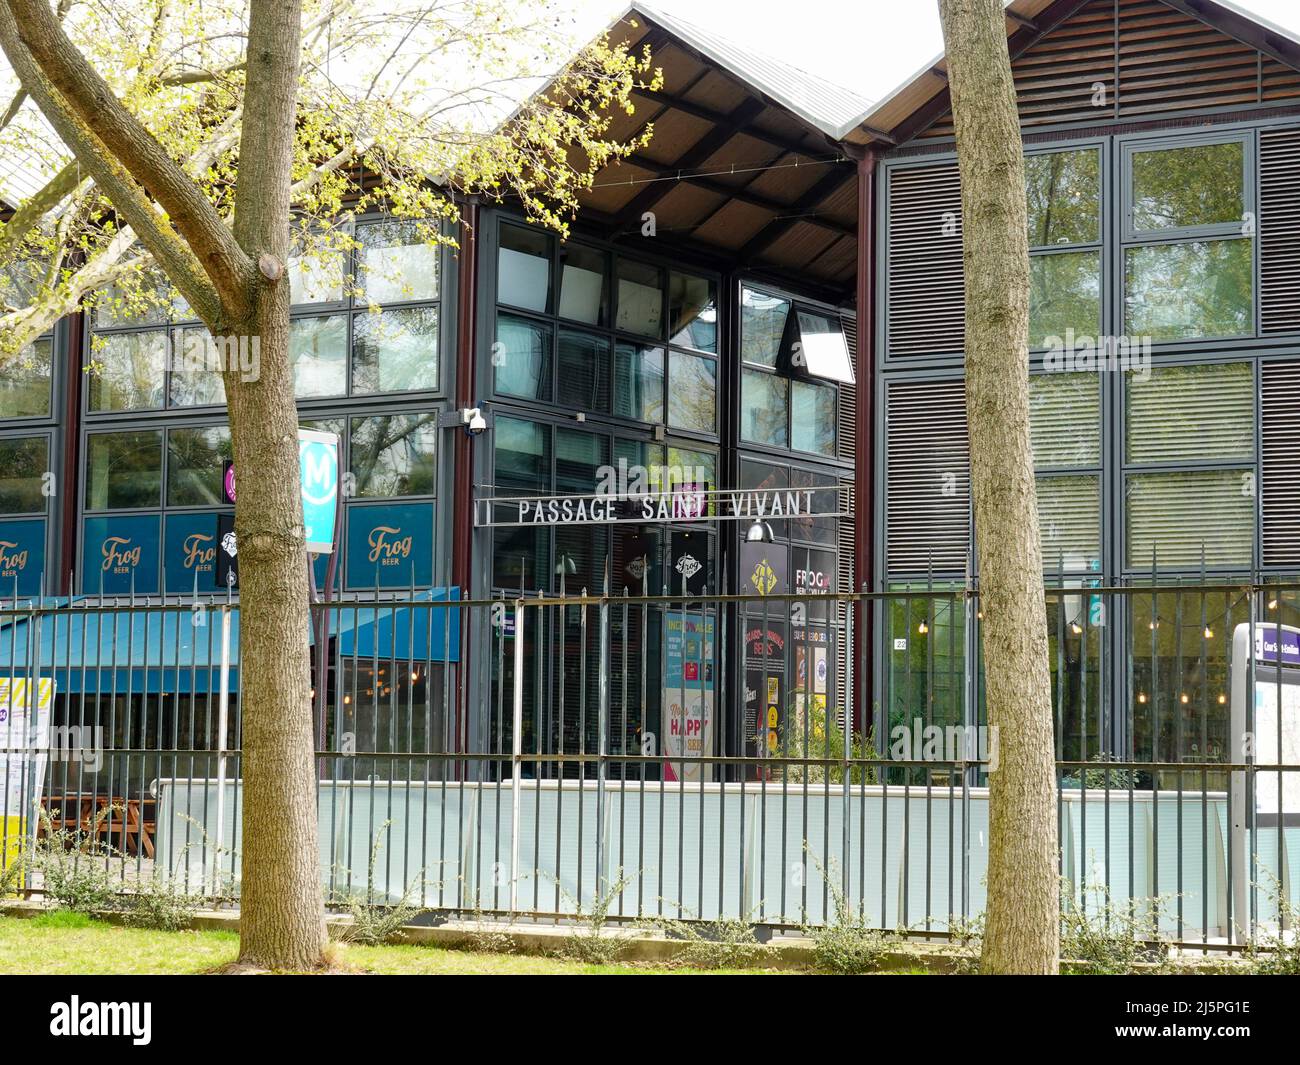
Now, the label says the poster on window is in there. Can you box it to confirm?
[0,678,53,881]
[662,611,714,782]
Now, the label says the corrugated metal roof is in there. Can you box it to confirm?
[0,96,65,211]
[627,3,873,138]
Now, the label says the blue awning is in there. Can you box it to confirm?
[0,600,240,694]
[320,587,461,663]
[0,588,460,694]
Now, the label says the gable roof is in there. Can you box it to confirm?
[839,0,1300,147]
[624,3,872,139]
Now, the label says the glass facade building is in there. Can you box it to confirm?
[6,0,1300,779]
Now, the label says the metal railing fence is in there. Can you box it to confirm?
[0,579,1297,947]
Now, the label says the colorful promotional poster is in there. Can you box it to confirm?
[0,678,54,885]
[663,612,715,783]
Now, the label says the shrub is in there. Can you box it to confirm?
[644,913,770,970]
[557,869,634,965]
[331,821,427,945]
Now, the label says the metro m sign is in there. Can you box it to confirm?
[298,428,340,553]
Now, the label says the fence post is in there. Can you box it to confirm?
[212,603,233,896]
[596,565,611,898]
[510,596,525,913]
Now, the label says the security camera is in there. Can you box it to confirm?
[461,407,487,436]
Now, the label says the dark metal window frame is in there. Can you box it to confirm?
[737,281,844,461]
[487,211,722,445]
[81,212,451,420]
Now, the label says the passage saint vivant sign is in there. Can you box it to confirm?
[476,484,849,528]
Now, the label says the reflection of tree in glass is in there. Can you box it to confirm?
[349,414,437,497]
[352,307,438,393]
[0,436,48,512]
[1029,251,1100,346]
[1131,142,1242,231]
[167,426,232,506]
[1125,240,1252,340]
[88,431,160,510]
[1026,149,1099,247]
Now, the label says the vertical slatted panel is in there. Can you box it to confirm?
[1263,360,1300,567]
[838,314,857,463]
[1117,0,1261,117]
[1260,126,1300,336]
[917,0,1300,140]
[885,378,970,574]
[886,163,964,358]
[836,480,855,731]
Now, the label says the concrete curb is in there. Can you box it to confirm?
[0,900,1252,973]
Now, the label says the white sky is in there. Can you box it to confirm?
[568,0,1300,102]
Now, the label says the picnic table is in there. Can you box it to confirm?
[39,794,155,858]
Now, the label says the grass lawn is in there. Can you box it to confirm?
[0,912,783,975]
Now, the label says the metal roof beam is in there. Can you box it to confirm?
[615,97,765,227]
[737,167,857,264]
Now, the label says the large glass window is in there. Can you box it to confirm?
[557,329,610,412]
[498,224,553,313]
[348,414,438,498]
[168,327,227,408]
[0,338,53,420]
[288,232,346,304]
[289,315,348,397]
[1130,141,1244,233]
[741,369,789,448]
[1124,362,1255,569]
[790,380,835,457]
[1026,147,1102,349]
[0,436,48,514]
[615,259,664,338]
[166,426,232,507]
[495,316,552,401]
[87,330,167,412]
[85,430,163,511]
[668,351,716,433]
[614,342,665,424]
[358,220,439,304]
[558,244,607,326]
[1026,147,1100,246]
[1122,136,1253,342]
[741,288,789,367]
[351,306,438,394]
[739,287,841,455]
[1124,240,1252,341]
[668,272,716,352]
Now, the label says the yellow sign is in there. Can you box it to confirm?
[749,559,779,595]
[0,678,54,892]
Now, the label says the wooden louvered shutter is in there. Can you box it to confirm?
[886,163,964,358]
[1261,126,1300,336]
[1263,360,1300,567]
[838,314,857,463]
[885,379,970,574]
[835,480,855,729]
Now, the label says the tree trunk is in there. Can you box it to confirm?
[222,0,327,971]
[224,299,327,971]
[938,0,1060,975]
